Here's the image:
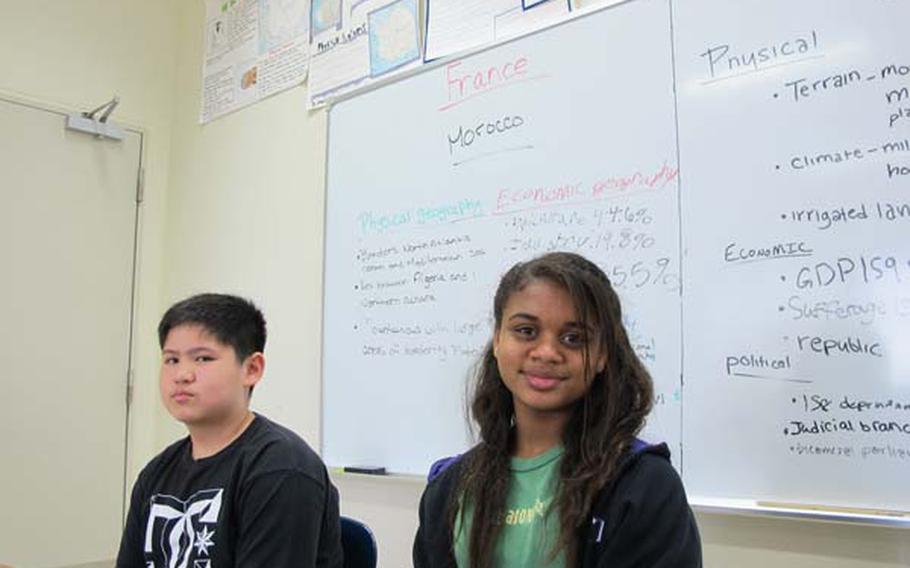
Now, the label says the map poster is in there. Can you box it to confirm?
[201,0,311,123]
[308,0,421,108]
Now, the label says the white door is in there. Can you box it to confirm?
[0,97,140,568]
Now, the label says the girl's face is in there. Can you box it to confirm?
[493,278,607,422]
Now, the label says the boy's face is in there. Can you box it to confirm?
[159,323,263,429]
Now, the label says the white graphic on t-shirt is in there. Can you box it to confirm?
[143,488,222,568]
[194,525,215,556]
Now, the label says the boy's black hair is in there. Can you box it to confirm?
[158,293,266,362]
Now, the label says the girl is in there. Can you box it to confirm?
[413,252,701,567]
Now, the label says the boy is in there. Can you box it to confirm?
[117,293,343,568]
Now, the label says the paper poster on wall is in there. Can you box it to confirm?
[424,0,571,62]
[200,0,311,124]
[308,0,422,108]
[570,0,628,12]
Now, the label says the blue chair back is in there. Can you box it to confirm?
[340,516,378,568]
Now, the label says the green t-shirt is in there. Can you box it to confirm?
[454,445,566,568]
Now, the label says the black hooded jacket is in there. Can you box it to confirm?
[413,440,702,568]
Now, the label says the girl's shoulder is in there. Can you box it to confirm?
[425,442,489,484]
[623,438,671,468]
[612,439,677,489]
[584,442,702,566]
[418,448,477,522]
[596,439,687,512]
[427,453,465,483]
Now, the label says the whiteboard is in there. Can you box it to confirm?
[323,0,910,513]
[675,0,910,512]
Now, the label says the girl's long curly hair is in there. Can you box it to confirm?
[449,252,654,567]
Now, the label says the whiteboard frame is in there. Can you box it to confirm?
[692,498,910,529]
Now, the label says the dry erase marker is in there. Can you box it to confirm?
[343,465,387,475]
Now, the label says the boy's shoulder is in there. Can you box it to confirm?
[240,414,324,471]
[132,434,192,490]
[135,414,327,490]
[210,413,328,489]
[149,434,192,468]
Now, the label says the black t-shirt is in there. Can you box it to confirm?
[117,414,343,568]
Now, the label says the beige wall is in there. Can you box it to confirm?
[161,0,328,447]
[1,1,908,567]
[0,0,177,513]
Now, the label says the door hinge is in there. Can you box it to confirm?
[136,167,145,204]
[126,368,135,408]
